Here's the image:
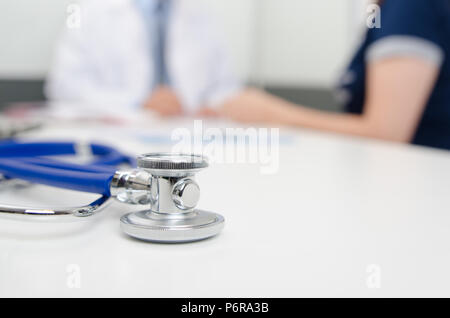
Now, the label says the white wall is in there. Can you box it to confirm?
[0,0,369,87]
[0,0,75,79]
[255,0,353,87]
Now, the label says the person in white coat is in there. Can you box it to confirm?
[45,0,241,116]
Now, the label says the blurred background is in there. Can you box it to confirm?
[0,0,371,112]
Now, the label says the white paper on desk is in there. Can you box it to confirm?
[45,101,153,123]
[4,101,160,128]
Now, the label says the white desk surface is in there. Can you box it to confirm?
[1,115,450,298]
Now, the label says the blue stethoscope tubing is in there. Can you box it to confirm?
[0,140,134,196]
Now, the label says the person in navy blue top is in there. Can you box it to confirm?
[219,0,450,151]
[342,0,450,149]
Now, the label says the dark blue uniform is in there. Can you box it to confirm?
[337,0,450,150]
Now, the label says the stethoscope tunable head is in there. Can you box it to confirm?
[116,153,225,243]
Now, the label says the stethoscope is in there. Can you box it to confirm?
[0,140,224,243]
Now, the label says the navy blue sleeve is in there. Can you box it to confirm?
[365,0,448,64]
[371,0,445,47]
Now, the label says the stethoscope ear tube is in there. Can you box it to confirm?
[18,157,118,173]
[0,141,133,218]
[0,158,114,196]
[0,140,134,167]
[0,141,134,196]
[0,141,76,158]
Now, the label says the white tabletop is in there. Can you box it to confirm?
[1,114,450,297]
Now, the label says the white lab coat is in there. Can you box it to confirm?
[45,0,241,113]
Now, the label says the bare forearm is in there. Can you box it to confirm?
[250,57,439,143]
[268,96,375,139]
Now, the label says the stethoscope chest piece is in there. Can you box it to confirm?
[118,153,225,243]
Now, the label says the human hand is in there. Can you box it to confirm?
[143,86,183,117]
[218,88,291,124]
[194,107,220,118]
